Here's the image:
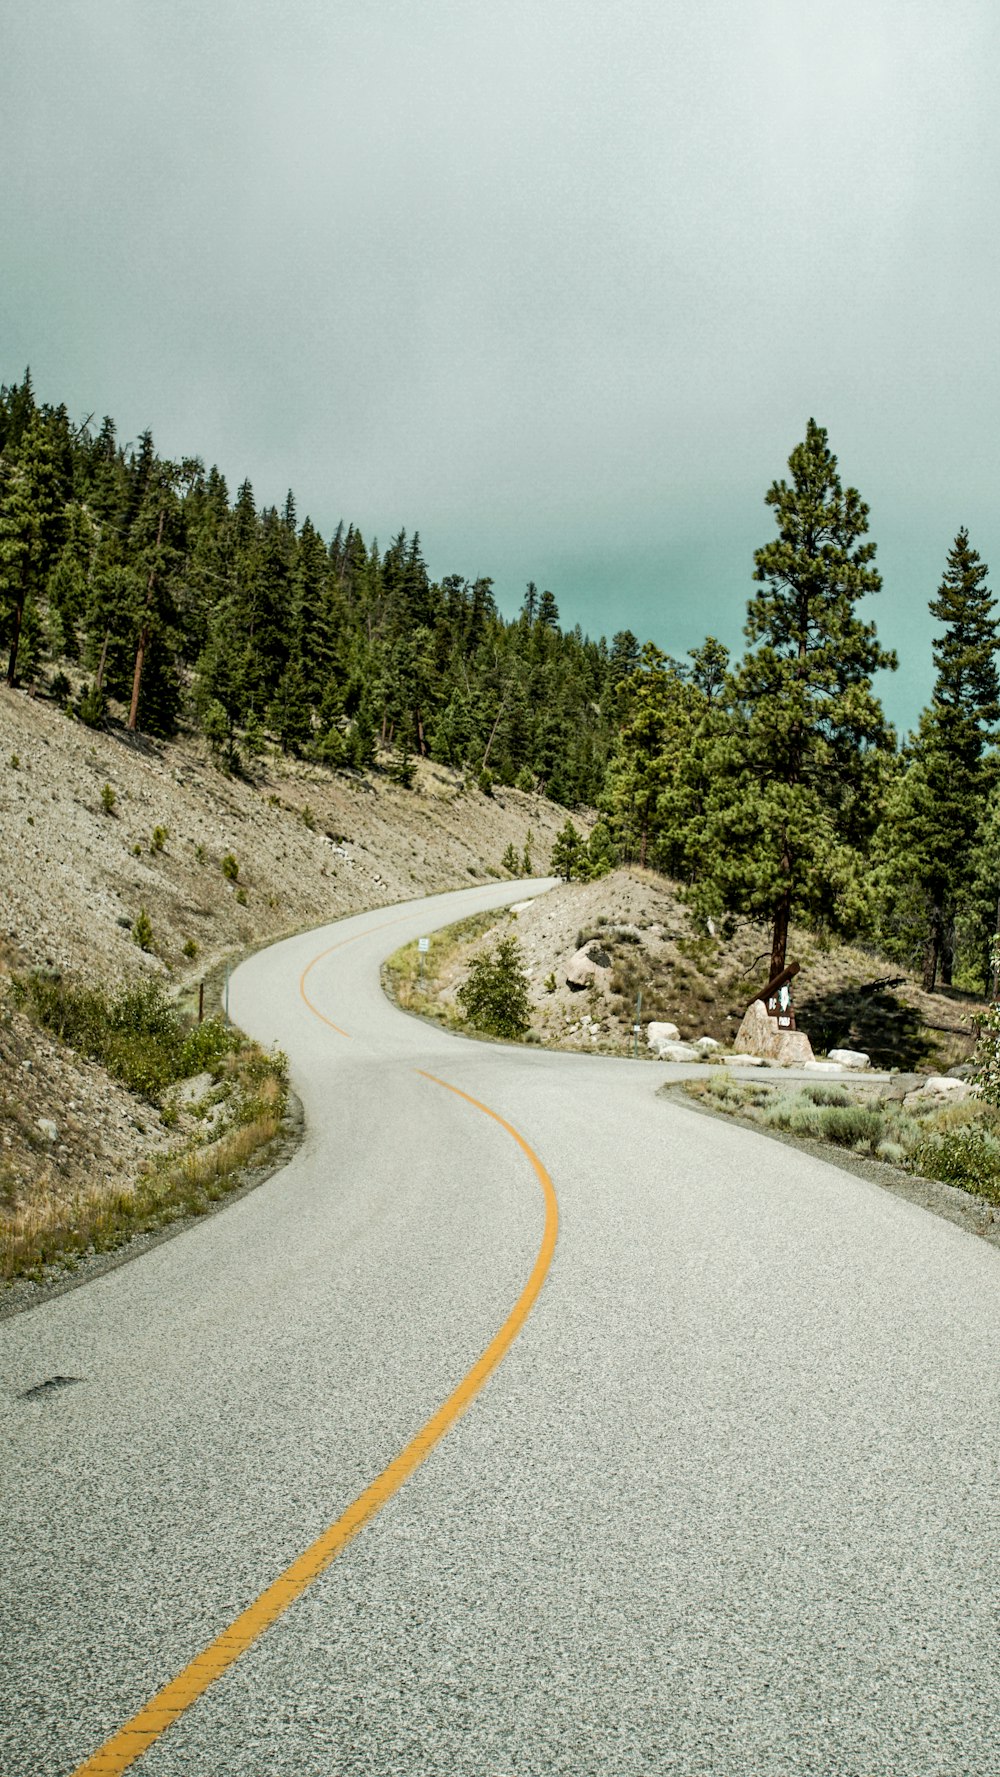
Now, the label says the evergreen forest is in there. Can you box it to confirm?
[4,371,1000,1000]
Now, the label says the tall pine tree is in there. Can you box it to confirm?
[704,420,894,977]
[880,530,999,989]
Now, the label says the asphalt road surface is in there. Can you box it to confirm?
[3,880,1000,1777]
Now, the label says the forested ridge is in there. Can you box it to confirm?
[4,370,1000,998]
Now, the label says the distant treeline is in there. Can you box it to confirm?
[4,371,1000,998]
[0,369,629,804]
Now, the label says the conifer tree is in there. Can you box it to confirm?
[880,530,999,989]
[1,414,66,684]
[704,420,894,977]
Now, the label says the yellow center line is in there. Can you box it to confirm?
[71,934,558,1776]
[297,909,417,1034]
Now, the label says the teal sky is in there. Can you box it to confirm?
[3,0,998,740]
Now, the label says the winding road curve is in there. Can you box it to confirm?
[3,880,1000,1777]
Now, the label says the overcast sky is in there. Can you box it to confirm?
[3,0,997,733]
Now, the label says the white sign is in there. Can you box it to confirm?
[418,937,430,953]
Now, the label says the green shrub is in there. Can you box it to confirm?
[179,1018,239,1077]
[221,852,239,881]
[911,1120,1000,1203]
[100,782,116,815]
[235,887,248,906]
[78,683,105,727]
[132,907,154,952]
[761,1094,823,1136]
[182,938,198,960]
[817,1104,887,1153]
[9,753,20,769]
[301,804,316,830]
[802,1082,850,1107]
[457,935,533,1039]
[501,841,519,874]
[150,824,168,853]
[516,766,534,792]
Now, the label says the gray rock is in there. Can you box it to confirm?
[36,1117,59,1143]
[657,1042,700,1063]
[803,1060,845,1074]
[774,1030,815,1067]
[694,1035,722,1054]
[905,1075,974,1105]
[723,1053,766,1067]
[828,1047,871,1070]
[565,945,610,990]
[645,1020,681,1054]
[734,999,777,1056]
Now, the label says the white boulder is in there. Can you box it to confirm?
[694,1035,722,1055]
[565,944,611,990]
[828,1048,871,1071]
[658,1042,700,1063]
[646,1021,681,1055]
[905,1075,974,1105]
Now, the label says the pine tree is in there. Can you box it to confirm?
[0,415,65,685]
[550,817,586,880]
[880,531,999,989]
[704,420,894,977]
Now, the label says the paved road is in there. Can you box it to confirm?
[3,881,1000,1777]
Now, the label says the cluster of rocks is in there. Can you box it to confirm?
[645,1022,721,1063]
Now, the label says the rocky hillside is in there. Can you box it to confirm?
[395,869,985,1073]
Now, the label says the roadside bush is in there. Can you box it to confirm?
[761,1094,823,1137]
[911,1121,1000,1204]
[457,934,533,1039]
[817,1104,888,1153]
[10,973,244,1104]
[801,1083,850,1108]
[179,1018,239,1078]
[221,852,239,881]
[100,782,116,815]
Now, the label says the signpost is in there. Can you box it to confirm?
[418,936,430,980]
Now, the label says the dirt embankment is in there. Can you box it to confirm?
[403,869,984,1069]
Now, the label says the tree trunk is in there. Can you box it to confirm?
[127,509,165,732]
[770,885,791,981]
[94,631,109,693]
[5,592,25,687]
[128,622,150,731]
[941,917,955,988]
[922,901,944,993]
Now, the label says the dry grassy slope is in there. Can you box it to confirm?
[0,685,578,1223]
[432,870,984,1070]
